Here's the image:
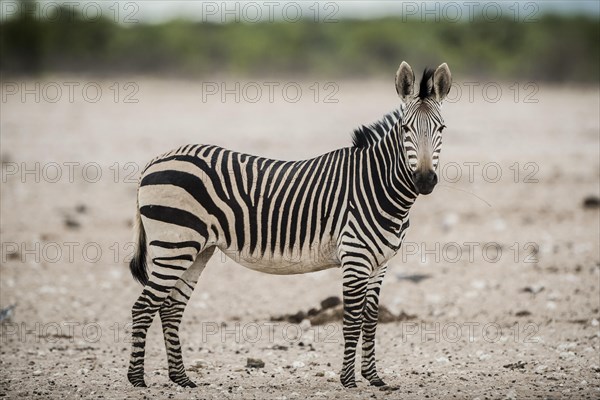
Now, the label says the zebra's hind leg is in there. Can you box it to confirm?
[127,242,203,387]
[160,246,215,388]
[339,259,371,388]
[360,263,388,387]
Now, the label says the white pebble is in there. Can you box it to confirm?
[324,371,336,378]
[299,319,311,331]
[471,280,486,290]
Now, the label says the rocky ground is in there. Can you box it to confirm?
[1,79,598,399]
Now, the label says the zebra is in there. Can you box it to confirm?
[127,61,452,389]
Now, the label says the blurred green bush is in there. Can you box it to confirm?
[1,4,598,81]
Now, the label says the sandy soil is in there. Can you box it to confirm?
[0,78,599,399]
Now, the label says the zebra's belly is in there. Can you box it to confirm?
[219,245,341,275]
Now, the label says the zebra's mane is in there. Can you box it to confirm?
[351,109,402,149]
[418,68,436,99]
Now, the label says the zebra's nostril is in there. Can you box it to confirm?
[429,171,437,184]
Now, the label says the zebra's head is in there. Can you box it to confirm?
[395,62,452,195]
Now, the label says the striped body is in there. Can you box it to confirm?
[139,113,412,276]
[127,62,452,389]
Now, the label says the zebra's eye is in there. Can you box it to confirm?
[401,125,409,133]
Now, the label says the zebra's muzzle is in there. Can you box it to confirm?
[413,170,437,195]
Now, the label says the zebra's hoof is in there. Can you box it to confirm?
[169,373,197,388]
[127,374,147,387]
[370,378,387,387]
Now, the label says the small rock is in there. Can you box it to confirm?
[309,308,343,325]
[441,212,459,232]
[471,280,487,290]
[289,311,306,324]
[521,285,544,294]
[324,371,336,378]
[515,310,532,317]
[396,273,432,283]
[246,358,265,369]
[503,361,526,370]
[320,296,341,310]
[292,361,305,369]
[0,304,16,322]
[299,319,311,330]
[582,196,600,209]
[32,370,42,376]
[307,308,319,316]
[492,218,507,232]
[64,216,80,229]
[190,359,208,369]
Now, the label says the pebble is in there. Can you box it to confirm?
[582,195,600,209]
[441,213,459,232]
[320,296,341,310]
[471,280,486,290]
[521,284,544,294]
[191,359,209,368]
[299,319,311,331]
[246,358,265,369]
[476,351,491,361]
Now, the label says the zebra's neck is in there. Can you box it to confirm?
[361,112,418,220]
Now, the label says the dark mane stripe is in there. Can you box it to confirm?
[418,68,435,100]
[351,109,402,149]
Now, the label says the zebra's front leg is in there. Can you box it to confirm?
[360,263,388,387]
[159,247,214,388]
[340,261,371,388]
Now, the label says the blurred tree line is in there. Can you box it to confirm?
[1,2,598,82]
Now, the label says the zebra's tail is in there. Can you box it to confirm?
[129,202,148,286]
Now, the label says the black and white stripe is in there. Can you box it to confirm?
[127,62,452,388]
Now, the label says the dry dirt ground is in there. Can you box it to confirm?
[0,78,599,399]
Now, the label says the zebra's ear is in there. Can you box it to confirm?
[433,63,452,102]
[395,61,415,104]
